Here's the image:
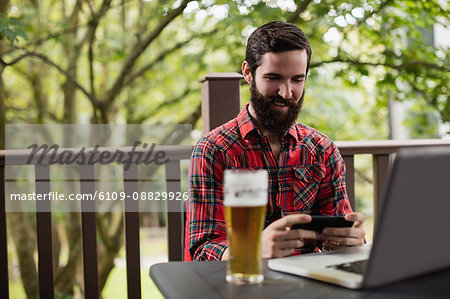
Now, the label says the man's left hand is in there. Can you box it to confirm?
[320,212,366,250]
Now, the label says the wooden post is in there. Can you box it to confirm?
[372,154,390,223]
[0,161,8,299]
[35,165,54,299]
[123,163,141,299]
[342,155,356,211]
[199,73,243,134]
[165,160,183,261]
[80,164,99,299]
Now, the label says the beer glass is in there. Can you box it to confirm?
[223,169,268,284]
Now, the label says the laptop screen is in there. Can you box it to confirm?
[364,146,450,288]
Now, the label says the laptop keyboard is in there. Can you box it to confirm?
[327,259,368,274]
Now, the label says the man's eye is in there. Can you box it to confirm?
[292,78,304,83]
[265,77,278,81]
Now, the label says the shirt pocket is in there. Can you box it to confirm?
[291,164,326,210]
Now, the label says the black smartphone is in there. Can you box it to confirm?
[290,216,353,233]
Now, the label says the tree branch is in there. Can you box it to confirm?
[5,101,61,121]
[355,168,372,185]
[337,0,394,57]
[162,103,202,145]
[87,0,97,19]
[65,0,111,75]
[134,87,198,123]
[311,57,450,72]
[80,0,112,99]
[125,29,217,86]
[97,213,113,249]
[105,0,193,104]
[287,0,313,23]
[0,25,84,56]
[88,28,96,97]
[358,0,394,26]
[1,50,99,105]
[68,0,84,27]
[181,102,202,127]
[404,77,431,99]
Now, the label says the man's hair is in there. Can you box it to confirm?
[245,21,312,76]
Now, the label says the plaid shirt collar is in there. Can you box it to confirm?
[237,103,300,144]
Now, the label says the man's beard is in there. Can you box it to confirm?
[250,81,304,134]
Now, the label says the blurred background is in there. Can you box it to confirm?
[1,0,448,298]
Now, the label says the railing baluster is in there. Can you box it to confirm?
[165,160,182,261]
[35,165,54,299]
[123,163,141,299]
[343,155,356,211]
[0,162,9,299]
[372,154,390,222]
[80,164,99,299]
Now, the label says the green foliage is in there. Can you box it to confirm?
[0,13,28,43]
[403,103,440,138]
[2,0,448,130]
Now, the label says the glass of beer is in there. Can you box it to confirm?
[223,169,268,284]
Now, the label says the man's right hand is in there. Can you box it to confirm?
[261,214,320,258]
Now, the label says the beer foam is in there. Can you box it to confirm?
[223,169,268,206]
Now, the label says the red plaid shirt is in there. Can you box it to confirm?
[184,104,352,261]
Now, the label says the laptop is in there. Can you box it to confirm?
[268,146,450,289]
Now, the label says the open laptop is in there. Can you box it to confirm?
[268,146,450,289]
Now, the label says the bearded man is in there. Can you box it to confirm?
[184,21,366,261]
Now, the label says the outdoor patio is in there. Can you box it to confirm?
[1,73,450,298]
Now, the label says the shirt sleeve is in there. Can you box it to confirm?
[186,137,228,261]
[316,146,353,215]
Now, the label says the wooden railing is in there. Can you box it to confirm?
[336,139,450,219]
[1,140,450,298]
[0,146,192,299]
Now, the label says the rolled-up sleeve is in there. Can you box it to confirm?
[316,146,353,215]
[186,137,228,261]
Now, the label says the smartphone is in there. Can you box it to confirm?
[290,215,354,233]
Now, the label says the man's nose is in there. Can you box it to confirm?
[277,82,292,100]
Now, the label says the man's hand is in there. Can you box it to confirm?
[221,248,230,261]
[261,214,320,258]
[320,212,366,250]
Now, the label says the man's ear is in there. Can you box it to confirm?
[242,61,252,85]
